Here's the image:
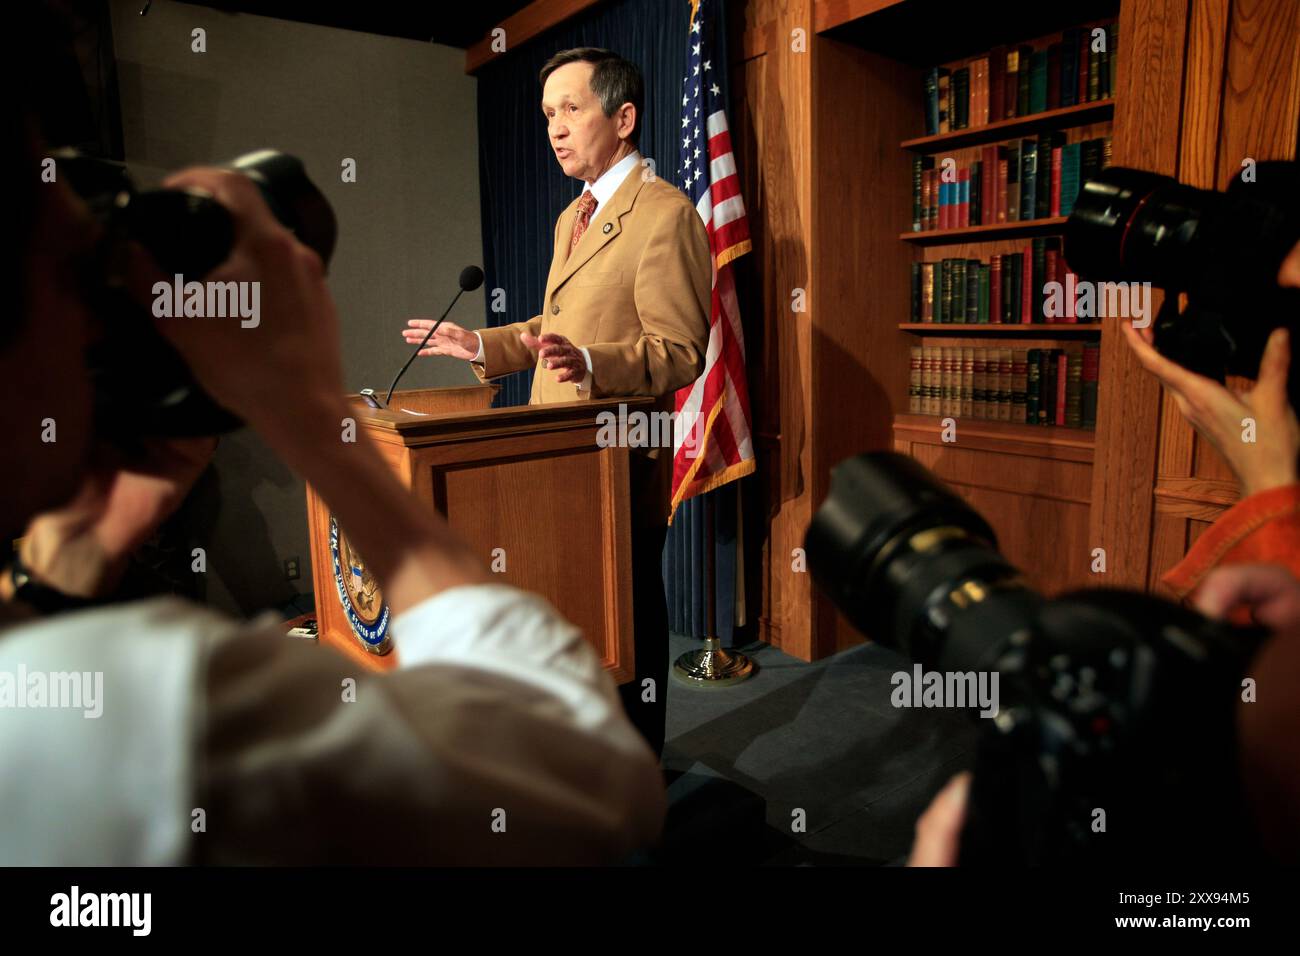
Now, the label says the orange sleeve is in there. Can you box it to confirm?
[1161,483,1300,604]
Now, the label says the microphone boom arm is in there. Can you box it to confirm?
[385,287,466,404]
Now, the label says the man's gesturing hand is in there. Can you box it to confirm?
[402,319,479,361]
[522,331,586,384]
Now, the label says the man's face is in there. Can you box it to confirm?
[0,168,98,540]
[542,61,632,184]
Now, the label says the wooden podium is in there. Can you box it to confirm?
[305,385,647,684]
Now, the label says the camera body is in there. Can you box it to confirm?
[806,452,1263,864]
[56,148,336,439]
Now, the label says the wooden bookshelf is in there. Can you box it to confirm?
[901,99,1114,152]
[736,0,1300,662]
[901,216,1070,243]
[899,322,1101,335]
[893,413,1096,453]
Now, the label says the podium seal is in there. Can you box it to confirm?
[329,516,391,654]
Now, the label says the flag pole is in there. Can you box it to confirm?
[672,490,754,687]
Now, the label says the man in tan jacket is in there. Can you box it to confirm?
[404,48,711,755]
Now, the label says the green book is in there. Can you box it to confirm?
[939,259,952,323]
[953,260,967,323]
[910,261,922,321]
[965,259,980,323]
[1016,45,1033,116]
[978,263,990,322]
[1029,49,1048,114]
[1026,350,1041,424]
[1108,23,1119,97]
[953,67,970,129]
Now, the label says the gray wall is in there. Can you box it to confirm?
[110,0,485,615]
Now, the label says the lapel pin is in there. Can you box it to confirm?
[602,222,613,234]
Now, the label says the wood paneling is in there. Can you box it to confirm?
[465,0,605,73]
[1146,0,1300,589]
[813,0,907,33]
[895,430,1094,595]
[438,444,634,681]
[811,37,920,655]
[738,0,817,657]
[1087,0,1189,591]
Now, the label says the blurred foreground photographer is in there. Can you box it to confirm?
[0,8,663,865]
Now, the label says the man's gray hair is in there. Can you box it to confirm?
[540,47,644,147]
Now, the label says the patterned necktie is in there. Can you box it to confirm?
[569,190,599,255]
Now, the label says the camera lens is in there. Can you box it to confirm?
[1065,167,1212,289]
[805,452,1024,664]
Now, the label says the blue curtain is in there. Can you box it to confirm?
[475,0,746,644]
[476,0,698,405]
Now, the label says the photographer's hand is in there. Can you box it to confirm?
[1194,563,1300,633]
[907,772,970,866]
[13,436,216,600]
[1123,322,1299,496]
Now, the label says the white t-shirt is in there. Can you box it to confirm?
[0,584,664,864]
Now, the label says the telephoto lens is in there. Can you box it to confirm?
[804,451,1037,671]
[805,451,1265,864]
[1065,161,1300,393]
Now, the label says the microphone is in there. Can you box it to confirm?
[385,265,485,404]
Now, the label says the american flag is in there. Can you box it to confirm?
[670,0,755,522]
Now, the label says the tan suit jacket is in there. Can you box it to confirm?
[473,168,711,406]
[472,167,711,526]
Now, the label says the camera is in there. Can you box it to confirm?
[56,148,336,439]
[805,451,1264,864]
[1065,161,1300,405]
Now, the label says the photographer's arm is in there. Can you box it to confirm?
[146,168,489,612]
[141,168,664,859]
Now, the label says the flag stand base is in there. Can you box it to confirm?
[672,637,754,688]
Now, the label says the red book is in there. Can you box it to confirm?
[957,168,970,227]
[1065,270,1077,322]
[925,169,938,230]
[1056,352,1068,425]
[1082,343,1100,377]
[1005,48,1020,119]
[1044,246,1058,323]
[1021,243,1033,323]
[988,46,1005,125]
[1050,146,1063,216]
[989,255,1003,323]
[972,57,989,126]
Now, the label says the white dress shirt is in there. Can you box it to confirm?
[0,584,664,864]
[473,151,644,394]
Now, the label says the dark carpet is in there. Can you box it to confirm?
[660,633,979,865]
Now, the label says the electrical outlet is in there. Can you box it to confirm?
[284,557,300,581]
